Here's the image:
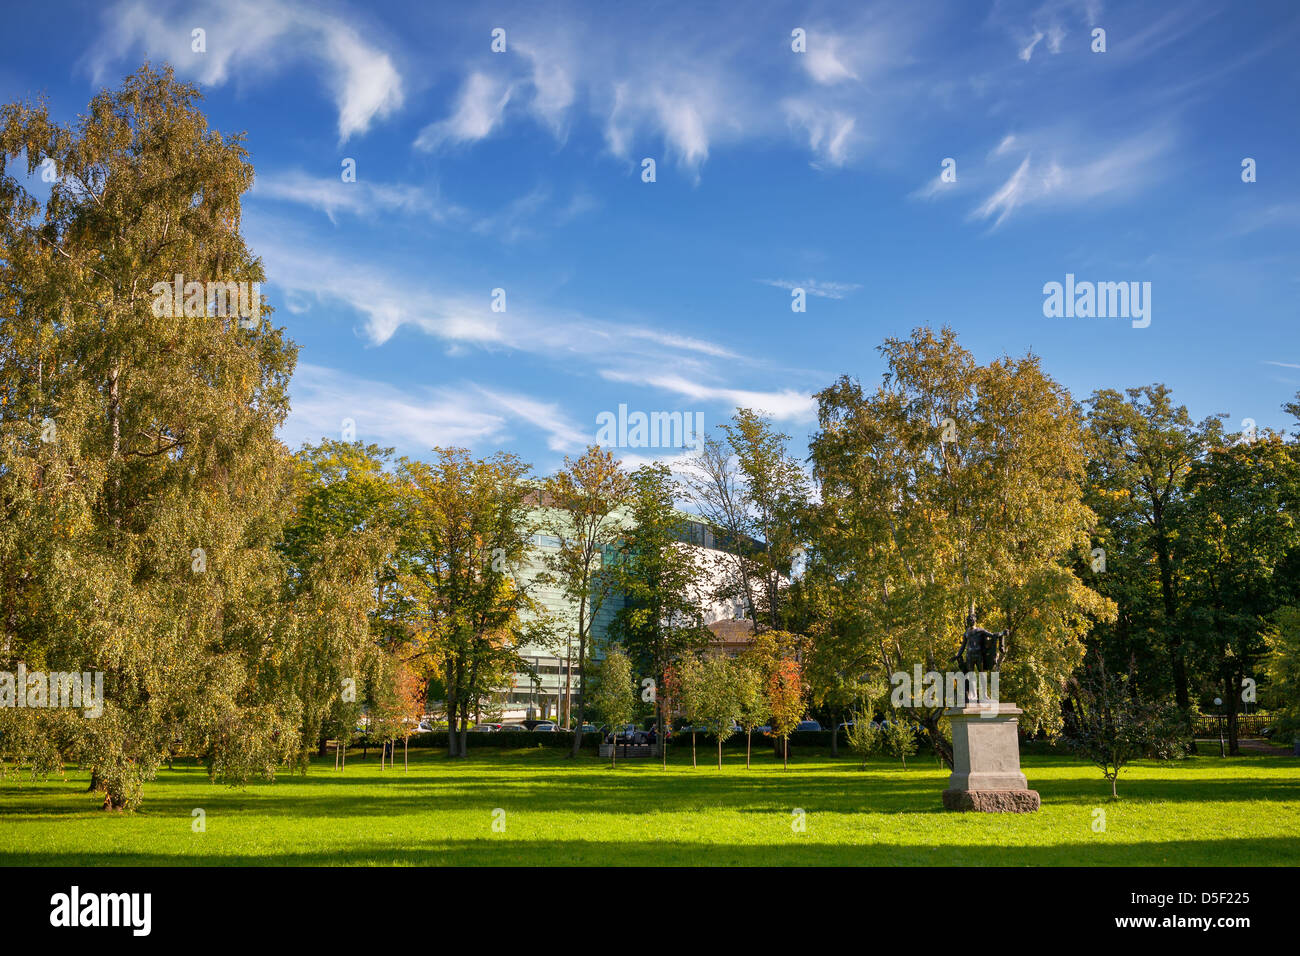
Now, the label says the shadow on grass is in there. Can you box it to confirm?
[2,835,1296,867]
[4,753,1296,822]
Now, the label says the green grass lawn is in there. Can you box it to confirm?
[2,746,1296,865]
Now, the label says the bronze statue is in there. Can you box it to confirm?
[954,611,1008,702]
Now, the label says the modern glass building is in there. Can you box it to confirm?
[494,508,747,723]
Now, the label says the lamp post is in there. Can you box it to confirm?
[1214,697,1225,757]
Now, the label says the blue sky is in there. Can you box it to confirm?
[3,0,1298,473]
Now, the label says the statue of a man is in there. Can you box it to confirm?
[954,612,1008,701]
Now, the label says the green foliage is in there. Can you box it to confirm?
[805,328,1114,765]
[695,657,742,767]
[590,649,636,732]
[1262,608,1300,744]
[1060,658,1188,798]
[881,716,919,769]
[0,65,304,809]
[683,410,808,630]
[277,440,400,761]
[606,463,711,737]
[732,659,767,733]
[395,448,539,757]
[1175,434,1300,751]
[2,61,1293,811]
[845,711,883,768]
[1084,384,1227,712]
[541,445,633,751]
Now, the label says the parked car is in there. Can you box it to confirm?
[795,720,822,732]
[579,723,599,733]
[608,723,647,744]
[532,722,559,732]
[416,720,435,733]
[470,723,501,732]
[836,722,855,735]
[753,724,772,735]
[499,724,528,732]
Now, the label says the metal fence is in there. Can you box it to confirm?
[1194,714,1272,738]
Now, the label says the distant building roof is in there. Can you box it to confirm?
[707,618,755,656]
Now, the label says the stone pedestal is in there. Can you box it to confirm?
[941,703,1040,813]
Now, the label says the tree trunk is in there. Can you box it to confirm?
[783,737,788,770]
[1225,672,1241,757]
[108,365,121,524]
[1154,531,1190,714]
[1111,774,1118,799]
[924,714,954,769]
[830,710,838,757]
[564,640,572,729]
[691,732,696,768]
[404,737,409,772]
[317,734,328,758]
[746,730,751,769]
[569,627,588,757]
[717,737,722,770]
[658,698,666,770]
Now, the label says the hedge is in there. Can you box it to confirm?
[360,728,1060,754]
[355,730,604,750]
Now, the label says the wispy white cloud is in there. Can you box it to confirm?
[85,0,403,142]
[471,186,552,243]
[801,32,860,85]
[414,71,513,151]
[757,278,861,300]
[1019,30,1045,61]
[968,127,1174,227]
[600,370,816,423]
[910,170,958,201]
[782,99,857,167]
[1009,0,1100,62]
[621,328,740,360]
[283,363,508,453]
[516,40,577,138]
[398,6,920,176]
[285,365,594,457]
[251,229,741,371]
[252,170,456,224]
[615,446,701,473]
[250,221,813,435]
[473,386,588,453]
[1228,202,1300,237]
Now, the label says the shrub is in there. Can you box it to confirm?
[845,712,883,768]
[882,716,920,769]
[1060,659,1187,798]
